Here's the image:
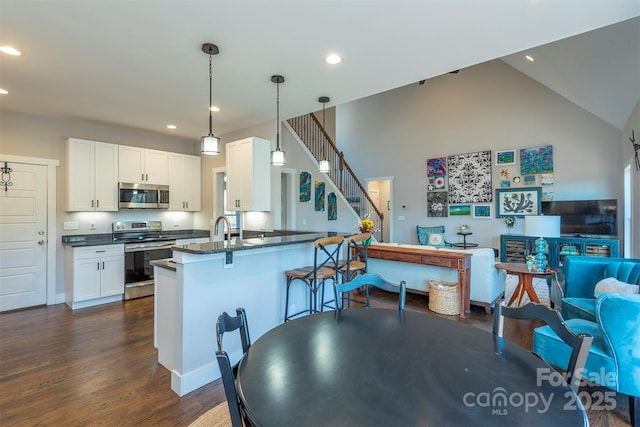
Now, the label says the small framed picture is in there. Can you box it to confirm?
[495,187,542,217]
[472,204,492,219]
[449,204,471,216]
[495,149,516,166]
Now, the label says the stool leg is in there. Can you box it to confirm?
[284,276,292,321]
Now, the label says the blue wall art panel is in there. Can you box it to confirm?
[520,145,554,175]
[327,192,337,220]
[315,181,325,211]
[299,171,311,202]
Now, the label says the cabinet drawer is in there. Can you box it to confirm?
[73,244,124,259]
[381,252,421,263]
[422,256,454,268]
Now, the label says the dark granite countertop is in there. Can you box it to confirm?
[173,231,348,255]
[62,229,210,247]
[150,258,177,271]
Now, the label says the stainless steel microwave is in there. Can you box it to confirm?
[119,183,169,209]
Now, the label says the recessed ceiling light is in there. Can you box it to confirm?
[325,54,342,65]
[0,88,8,95]
[210,106,220,112]
[0,46,21,56]
[525,55,534,62]
[166,124,177,129]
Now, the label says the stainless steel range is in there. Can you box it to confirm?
[113,221,175,300]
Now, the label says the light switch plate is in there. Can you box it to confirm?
[63,221,78,230]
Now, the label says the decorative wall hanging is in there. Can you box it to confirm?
[499,168,511,180]
[427,192,448,217]
[433,176,446,191]
[495,149,516,166]
[540,173,554,185]
[500,180,510,188]
[523,175,536,185]
[473,204,492,219]
[520,145,553,175]
[447,150,492,203]
[495,187,542,217]
[299,171,311,202]
[314,181,325,211]
[449,205,471,216]
[427,157,447,177]
[1,162,13,192]
[630,130,639,171]
[543,192,554,201]
[327,192,337,220]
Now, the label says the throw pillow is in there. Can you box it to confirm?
[594,277,639,297]
[427,232,446,247]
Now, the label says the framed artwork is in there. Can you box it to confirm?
[427,191,448,217]
[327,192,337,220]
[299,171,311,202]
[523,175,536,186]
[314,181,325,211]
[449,205,471,216]
[520,145,553,175]
[473,204,492,219]
[495,149,516,166]
[447,150,492,203]
[427,157,447,177]
[495,187,542,217]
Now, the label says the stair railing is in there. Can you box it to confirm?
[287,113,384,241]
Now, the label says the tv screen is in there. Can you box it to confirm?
[541,199,617,237]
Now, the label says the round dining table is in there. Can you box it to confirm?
[236,309,587,426]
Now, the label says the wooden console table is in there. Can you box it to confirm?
[367,245,472,317]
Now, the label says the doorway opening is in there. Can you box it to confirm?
[365,177,393,242]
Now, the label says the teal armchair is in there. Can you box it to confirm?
[534,293,640,427]
[561,256,640,322]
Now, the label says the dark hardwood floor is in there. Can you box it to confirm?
[0,290,632,426]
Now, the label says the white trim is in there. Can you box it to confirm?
[0,154,59,305]
[365,176,394,242]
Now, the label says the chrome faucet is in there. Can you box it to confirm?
[214,215,232,242]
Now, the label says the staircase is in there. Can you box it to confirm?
[287,113,384,241]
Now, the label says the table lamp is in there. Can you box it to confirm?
[524,215,561,271]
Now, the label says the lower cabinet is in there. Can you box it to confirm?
[500,235,619,269]
[65,244,124,309]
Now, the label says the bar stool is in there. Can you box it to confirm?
[284,235,344,321]
[335,232,370,308]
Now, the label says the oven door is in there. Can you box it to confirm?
[124,241,175,299]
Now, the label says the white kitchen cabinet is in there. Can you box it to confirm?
[65,138,119,212]
[64,244,124,309]
[119,145,168,185]
[225,137,271,211]
[168,153,201,211]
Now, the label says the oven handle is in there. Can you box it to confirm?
[125,241,176,252]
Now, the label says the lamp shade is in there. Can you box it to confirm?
[318,159,330,173]
[525,215,561,238]
[271,149,285,166]
[201,135,220,155]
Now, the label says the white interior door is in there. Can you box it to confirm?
[0,162,47,311]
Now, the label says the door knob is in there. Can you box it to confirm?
[38,240,45,245]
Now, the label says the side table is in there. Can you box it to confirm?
[452,232,478,249]
[495,262,558,307]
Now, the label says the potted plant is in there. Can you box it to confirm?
[503,216,517,233]
[525,254,535,270]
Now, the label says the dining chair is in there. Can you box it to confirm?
[216,307,251,427]
[335,273,407,310]
[493,301,593,392]
[284,235,344,321]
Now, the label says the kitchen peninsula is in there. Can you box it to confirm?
[153,232,338,396]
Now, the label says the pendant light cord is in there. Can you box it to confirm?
[276,81,281,150]
[208,54,213,135]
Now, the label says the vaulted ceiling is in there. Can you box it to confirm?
[1,1,638,143]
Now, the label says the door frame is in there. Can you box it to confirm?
[0,154,59,305]
[364,176,394,242]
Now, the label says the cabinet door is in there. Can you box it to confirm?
[119,145,145,183]
[144,149,168,185]
[168,153,186,210]
[225,140,247,210]
[73,258,102,301]
[94,142,119,211]
[66,138,96,211]
[100,255,124,297]
[184,155,201,211]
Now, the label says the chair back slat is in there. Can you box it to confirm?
[335,273,406,310]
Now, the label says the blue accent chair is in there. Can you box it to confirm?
[534,293,640,427]
[416,225,452,247]
[561,256,640,322]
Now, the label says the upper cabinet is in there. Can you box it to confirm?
[168,153,201,211]
[226,137,271,211]
[66,138,119,212]
[119,145,168,185]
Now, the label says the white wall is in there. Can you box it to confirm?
[336,59,624,249]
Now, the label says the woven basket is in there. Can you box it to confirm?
[428,279,460,315]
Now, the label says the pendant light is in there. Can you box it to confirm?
[200,43,220,155]
[271,75,285,166]
[318,96,331,173]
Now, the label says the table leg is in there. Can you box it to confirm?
[507,274,524,307]
[521,274,540,304]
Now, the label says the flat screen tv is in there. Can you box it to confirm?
[541,199,617,237]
